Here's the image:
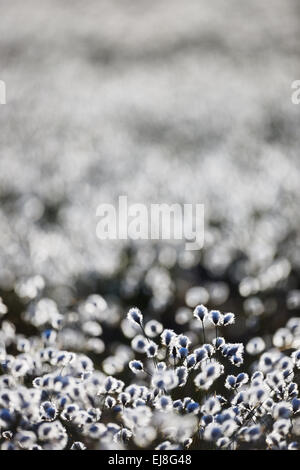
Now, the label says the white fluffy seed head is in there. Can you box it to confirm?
[127,308,143,326]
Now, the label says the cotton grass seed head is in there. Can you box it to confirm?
[127,308,143,327]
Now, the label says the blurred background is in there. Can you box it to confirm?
[0,0,300,346]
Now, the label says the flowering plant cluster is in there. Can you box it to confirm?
[1,292,300,451]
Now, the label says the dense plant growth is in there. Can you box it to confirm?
[1,294,300,450]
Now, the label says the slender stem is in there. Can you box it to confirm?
[201,320,206,344]
[140,324,157,368]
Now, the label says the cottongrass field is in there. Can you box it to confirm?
[1,295,300,450]
[1,0,300,452]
